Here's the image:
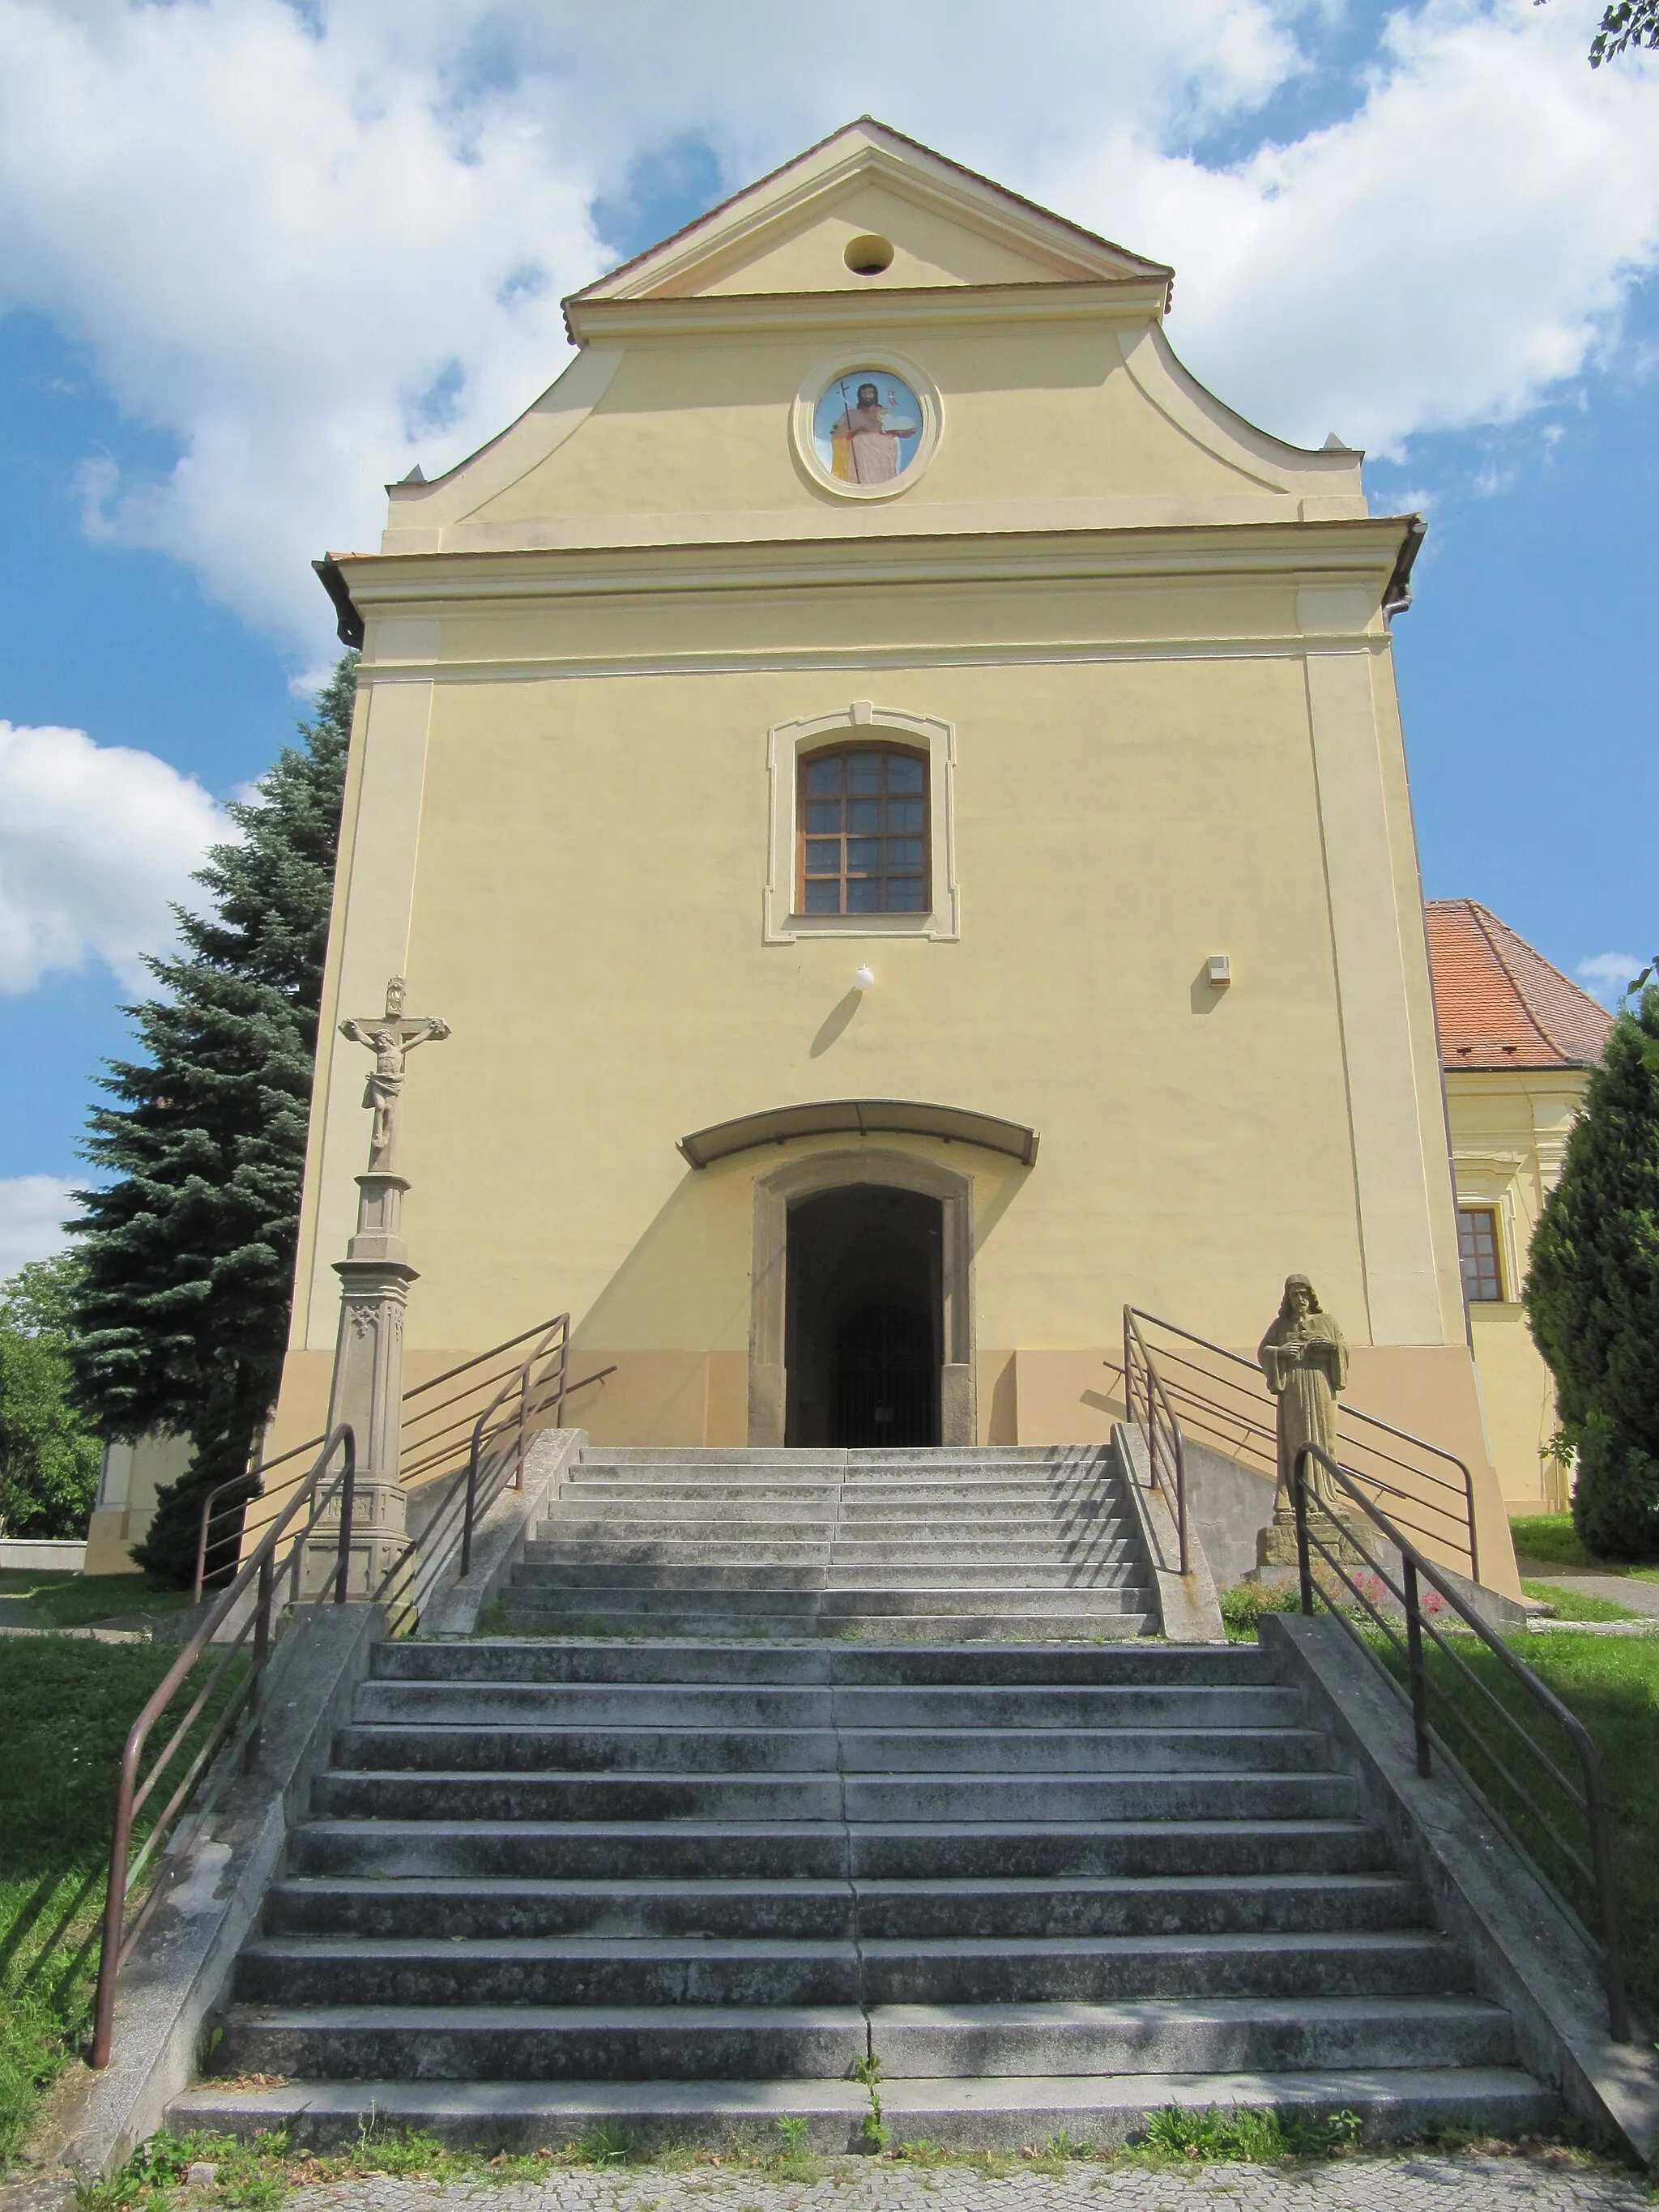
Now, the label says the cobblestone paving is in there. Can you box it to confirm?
[280,2157,1648,2212]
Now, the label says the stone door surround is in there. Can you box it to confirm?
[748,1148,977,1447]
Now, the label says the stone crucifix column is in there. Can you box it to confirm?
[314,975,450,1596]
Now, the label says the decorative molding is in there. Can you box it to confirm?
[336,514,1415,609]
[569,281,1172,345]
[764,701,959,943]
[681,1098,1037,1170]
[352,634,1396,689]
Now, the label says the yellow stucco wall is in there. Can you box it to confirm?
[1444,1068,1586,1515]
[271,123,1514,1596]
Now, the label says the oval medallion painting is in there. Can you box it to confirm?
[812,371,924,488]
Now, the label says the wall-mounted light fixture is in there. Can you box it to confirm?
[853,965,876,992]
[1207,955,1232,987]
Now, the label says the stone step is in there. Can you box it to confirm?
[531,1520,838,1543]
[577,1449,1092,1468]
[234,1929,1465,2011]
[528,1539,1141,1575]
[352,1681,1307,1728]
[871,1995,1514,2078]
[331,1724,1331,1777]
[494,1610,1160,1643]
[821,1563,1147,1591]
[372,1639,1282,1686]
[502,1584,825,1618]
[207,1991,1513,2085]
[566,1477,1124,1495]
[817,1588,1155,1615]
[514,1562,834,1592]
[264,1872,1427,1943]
[213,2002,866,2082]
[288,1816,1392,1882]
[511,1560,1149,1592]
[499,1590,1157,1626]
[169,2065,1559,2154]
[309,1769,1361,1824]
[541,1511,1131,1536]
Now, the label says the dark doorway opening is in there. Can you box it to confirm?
[786,1184,942,1447]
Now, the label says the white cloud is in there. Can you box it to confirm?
[0,1175,79,1276]
[1578,952,1644,1003]
[0,2,1654,650]
[0,721,226,993]
[1047,2,1659,454]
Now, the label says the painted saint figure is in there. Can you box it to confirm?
[830,381,918,484]
[1258,1274,1349,1520]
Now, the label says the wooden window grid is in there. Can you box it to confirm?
[795,744,929,916]
[1456,1205,1504,1303]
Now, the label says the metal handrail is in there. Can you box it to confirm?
[373,1356,616,1638]
[1290,1440,1629,2043]
[92,1423,359,2069]
[193,1314,604,1598]
[1122,1306,1189,1575]
[1121,1305,1481,1584]
[460,1315,565,1578]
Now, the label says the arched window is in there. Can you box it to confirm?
[797,743,929,915]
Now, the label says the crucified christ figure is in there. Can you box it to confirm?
[339,976,451,1172]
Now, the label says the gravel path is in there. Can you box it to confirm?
[275,2155,1647,2212]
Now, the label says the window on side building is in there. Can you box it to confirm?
[797,744,929,915]
[1457,1205,1504,1303]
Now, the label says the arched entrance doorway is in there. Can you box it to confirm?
[747,1148,977,1447]
[786,1184,942,1446]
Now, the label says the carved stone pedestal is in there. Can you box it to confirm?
[1255,1510,1371,1575]
[305,1171,416,1599]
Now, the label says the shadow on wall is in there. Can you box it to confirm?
[563,1139,1030,1447]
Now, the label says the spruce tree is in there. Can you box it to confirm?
[68,654,356,1584]
[1525,976,1659,1558]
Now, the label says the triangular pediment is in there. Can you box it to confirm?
[572,118,1171,306]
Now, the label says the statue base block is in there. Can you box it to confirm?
[1256,1512,1371,1573]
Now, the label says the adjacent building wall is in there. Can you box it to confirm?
[1445,1068,1587,1515]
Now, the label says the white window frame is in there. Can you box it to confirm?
[764,701,960,944]
[1454,1187,1520,1307]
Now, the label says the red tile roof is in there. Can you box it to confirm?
[1426,900,1613,1072]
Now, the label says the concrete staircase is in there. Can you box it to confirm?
[173,1629,1556,2150]
[502,1446,1158,1641]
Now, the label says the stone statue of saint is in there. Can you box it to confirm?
[1258,1274,1349,1521]
[339,976,451,1172]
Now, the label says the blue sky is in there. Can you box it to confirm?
[0,0,1655,1270]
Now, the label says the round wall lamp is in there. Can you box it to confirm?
[853,965,876,991]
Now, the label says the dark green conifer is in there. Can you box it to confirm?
[68,655,356,1584]
[1525,975,1659,1558]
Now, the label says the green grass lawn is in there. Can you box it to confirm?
[0,1571,194,1632]
[1519,1579,1644,1623]
[1508,1514,1659,1580]
[0,1638,238,2171]
[1388,1629,1659,2022]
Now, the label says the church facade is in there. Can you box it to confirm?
[271,121,1512,1581]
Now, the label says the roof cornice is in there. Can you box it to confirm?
[565,277,1172,347]
[322,514,1419,621]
